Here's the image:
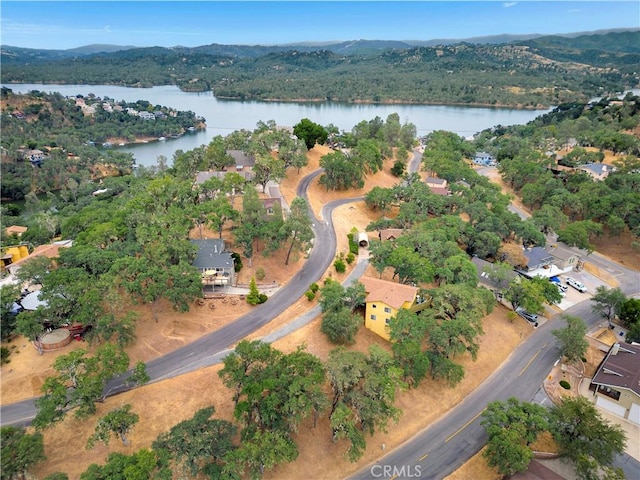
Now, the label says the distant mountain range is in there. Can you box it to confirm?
[2,27,638,61]
[2,29,638,108]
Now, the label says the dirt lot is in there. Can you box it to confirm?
[3,146,637,479]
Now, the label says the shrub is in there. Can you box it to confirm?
[255,267,266,281]
[1,346,10,365]
[334,258,346,274]
[559,380,571,390]
[246,277,261,305]
[305,291,316,301]
[258,293,268,304]
[347,233,359,255]
[231,252,243,273]
[391,159,406,177]
[345,252,356,265]
[309,282,319,293]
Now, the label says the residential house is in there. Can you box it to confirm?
[195,170,254,186]
[261,197,280,216]
[545,243,580,272]
[424,177,451,196]
[577,163,615,181]
[81,104,96,117]
[266,185,288,214]
[589,342,640,425]
[378,229,405,242]
[5,226,27,238]
[190,239,236,292]
[425,177,448,189]
[138,111,155,121]
[520,246,557,278]
[473,152,496,166]
[5,241,72,276]
[359,277,419,341]
[472,256,517,294]
[228,150,256,171]
[20,149,47,166]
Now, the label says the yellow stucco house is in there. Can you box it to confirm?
[359,277,419,341]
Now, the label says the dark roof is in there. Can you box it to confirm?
[190,239,234,270]
[523,246,554,269]
[591,342,640,397]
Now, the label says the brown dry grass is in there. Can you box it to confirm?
[6,146,637,479]
[444,446,502,480]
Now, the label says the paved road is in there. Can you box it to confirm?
[349,295,640,479]
[349,167,640,480]
[0,168,363,427]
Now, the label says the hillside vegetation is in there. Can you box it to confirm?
[1,31,638,108]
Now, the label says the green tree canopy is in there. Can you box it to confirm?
[293,118,328,150]
[549,396,626,480]
[552,314,589,362]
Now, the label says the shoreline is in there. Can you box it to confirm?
[3,81,553,110]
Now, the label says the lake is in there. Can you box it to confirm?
[5,83,551,166]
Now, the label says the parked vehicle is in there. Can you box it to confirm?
[515,307,539,324]
[550,276,568,294]
[565,277,587,293]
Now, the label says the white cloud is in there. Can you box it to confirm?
[503,2,517,8]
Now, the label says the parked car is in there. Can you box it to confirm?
[550,276,568,294]
[516,307,539,324]
[565,277,587,293]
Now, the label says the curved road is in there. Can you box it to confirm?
[0,167,362,427]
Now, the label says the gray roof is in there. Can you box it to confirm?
[472,257,517,290]
[523,246,554,269]
[190,239,234,269]
[545,243,578,261]
[20,290,47,311]
[425,176,447,185]
[578,163,613,175]
[195,170,253,185]
[228,150,256,167]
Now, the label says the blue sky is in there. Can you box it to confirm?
[1,1,638,50]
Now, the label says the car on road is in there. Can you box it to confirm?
[565,277,587,293]
[515,307,539,325]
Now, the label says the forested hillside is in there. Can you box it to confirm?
[2,31,638,107]
[476,93,640,250]
[0,88,203,201]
